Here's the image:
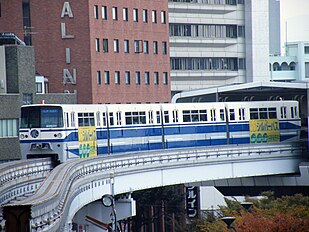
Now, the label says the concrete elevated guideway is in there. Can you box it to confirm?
[2,141,308,232]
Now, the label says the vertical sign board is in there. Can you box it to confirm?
[249,119,280,143]
[78,126,97,158]
[186,186,199,218]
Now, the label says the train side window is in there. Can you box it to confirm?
[250,108,259,119]
[164,111,169,123]
[70,112,75,127]
[259,108,268,119]
[78,112,95,126]
[182,110,190,122]
[109,112,114,126]
[149,110,154,124]
[291,107,294,118]
[102,112,107,126]
[294,106,298,118]
[229,109,235,121]
[280,106,287,119]
[200,110,207,121]
[172,110,178,123]
[96,112,101,126]
[268,108,277,119]
[239,108,245,120]
[65,113,69,127]
[125,111,146,125]
[219,109,225,121]
[191,110,199,122]
[210,109,216,121]
[156,111,161,124]
[116,111,122,125]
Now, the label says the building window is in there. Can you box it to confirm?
[171,57,238,71]
[143,41,149,54]
[169,24,237,39]
[143,9,148,23]
[124,40,129,53]
[0,119,18,138]
[102,6,107,20]
[104,71,110,84]
[163,72,168,85]
[239,58,246,70]
[161,11,166,24]
[134,40,142,53]
[238,26,245,38]
[112,7,118,20]
[154,72,159,85]
[36,83,43,93]
[97,71,101,85]
[238,0,244,4]
[133,8,138,22]
[152,10,157,23]
[162,41,167,55]
[125,71,130,84]
[305,62,309,78]
[23,93,33,105]
[153,41,158,54]
[95,38,100,52]
[114,39,119,53]
[94,5,99,19]
[115,71,120,84]
[135,71,141,85]
[103,38,108,52]
[305,46,309,54]
[144,72,150,85]
[123,8,128,21]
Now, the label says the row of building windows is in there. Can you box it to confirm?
[94,5,167,24]
[0,119,18,138]
[96,71,169,85]
[168,0,243,4]
[270,62,296,71]
[169,24,245,38]
[171,58,245,71]
[95,38,168,55]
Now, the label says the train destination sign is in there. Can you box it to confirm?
[249,119,280,143]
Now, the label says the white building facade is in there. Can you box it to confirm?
[269,42,309,82]
[168,0,270,94]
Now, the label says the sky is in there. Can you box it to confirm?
[280,0,309,47]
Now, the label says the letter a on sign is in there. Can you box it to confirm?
[61,2,74,18]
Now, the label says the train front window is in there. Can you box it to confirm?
[20,106,63,128]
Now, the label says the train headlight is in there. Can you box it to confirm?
[57,133,62,138]
[20,134,25,139]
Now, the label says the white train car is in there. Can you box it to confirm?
[19,101,301,163]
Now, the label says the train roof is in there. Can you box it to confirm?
[21,100,299,109]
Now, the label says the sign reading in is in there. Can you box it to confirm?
[249,119,280,143]
[78,126,97,158]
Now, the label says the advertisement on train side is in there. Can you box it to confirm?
[78,126,97,158]
[249,119,280,143]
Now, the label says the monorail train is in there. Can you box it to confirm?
[19,101,301,163]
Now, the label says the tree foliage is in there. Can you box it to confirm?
[193,192,309,232]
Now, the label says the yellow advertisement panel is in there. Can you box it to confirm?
[78,126,97,158]
[249,119,280,143]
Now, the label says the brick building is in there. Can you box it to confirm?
[0,0,171,104]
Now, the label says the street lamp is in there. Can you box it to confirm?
[101,194,117,232]
[221,216,237,232]
[240,202,253,212]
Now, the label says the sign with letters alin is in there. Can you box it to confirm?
[78,126,97,158]
[249,119,280,143]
